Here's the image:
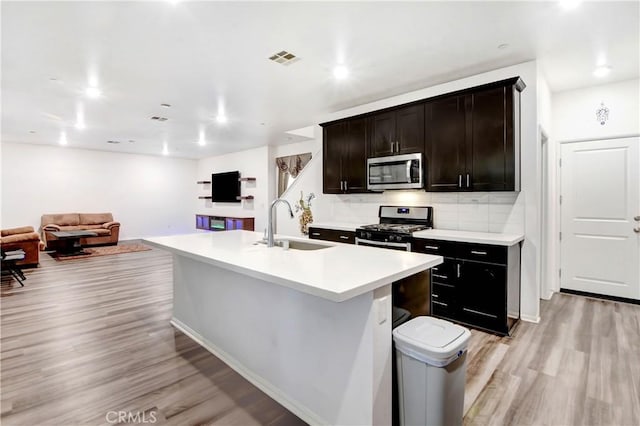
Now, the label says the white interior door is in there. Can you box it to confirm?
[560,137,640,300]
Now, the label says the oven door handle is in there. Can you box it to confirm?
[355,238,410,250]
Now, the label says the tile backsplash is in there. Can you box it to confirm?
[324,191,524,234]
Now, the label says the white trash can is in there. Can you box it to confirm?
[392,316,471,426]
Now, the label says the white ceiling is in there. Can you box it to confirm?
[2,1,638,159]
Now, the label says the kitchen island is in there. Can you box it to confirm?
[144,230,442,426]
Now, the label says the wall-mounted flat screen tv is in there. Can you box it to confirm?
[211,171,241,203]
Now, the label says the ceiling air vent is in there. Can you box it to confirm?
[151,116,168,121]
[268,50,299,66]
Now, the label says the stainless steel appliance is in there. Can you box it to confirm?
[355,205,433,250]
[367,153,424,191]
[356,205,433,316]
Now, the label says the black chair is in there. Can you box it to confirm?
[1,249,26,286]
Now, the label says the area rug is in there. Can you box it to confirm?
[50,243,152,261]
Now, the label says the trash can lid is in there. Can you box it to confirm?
[392,316,471,366]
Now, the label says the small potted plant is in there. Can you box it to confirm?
[295,191,315,235]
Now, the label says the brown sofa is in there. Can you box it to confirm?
[1,226,45,267]
[41,213,120,249]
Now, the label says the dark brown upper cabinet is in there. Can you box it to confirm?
[321,77,524,194]
[321,117,368,194]
[425,95,466,191]
[369,104,424,157]
[426,77,525,191]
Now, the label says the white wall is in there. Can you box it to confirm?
[196,146,270,231]
[553,79,640,142]
[0,143,196,239]
[537,69,555,301]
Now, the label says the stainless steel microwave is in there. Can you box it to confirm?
[367,153,424,191]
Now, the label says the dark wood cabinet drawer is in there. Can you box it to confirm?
[308,227,355,244]
[431,283,457,320]
[457,242,507,264]
[430,258,456,285]
[410,238,456,257]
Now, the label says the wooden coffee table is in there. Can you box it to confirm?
[50,231,98,257]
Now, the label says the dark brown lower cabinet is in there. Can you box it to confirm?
[308,227,355,244]
[195,215,255,232]
[412,238,521,336]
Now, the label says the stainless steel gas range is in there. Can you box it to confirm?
[355,206,433,251]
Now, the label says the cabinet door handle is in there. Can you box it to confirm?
[456,263,461,278]
[339,235,349,240]
[390,142,395,153]
[471,250,488,255]
[433,274,448,279]
[311,232,321,236]
[396,141,400,152]
[433,301,448,307]
[458,174,462,188]
[424,245,439,250]
[634,227,640,233]
[463,308,498,319]
[344,181,348,191]
[466,173,470,188]
[634,215,640,221]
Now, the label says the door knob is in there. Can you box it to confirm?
[634,227,640,233]
[634,216,640,221]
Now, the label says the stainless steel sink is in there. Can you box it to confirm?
[281,240,332,251]
[253,239,333,250]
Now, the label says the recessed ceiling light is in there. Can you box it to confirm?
[216,114,227,124]
[559,0,582,10]
[59,132,68,146]
[85,86,101,98]
[593,65,612,78]
[498,44,509,50]
[333,65,349,80]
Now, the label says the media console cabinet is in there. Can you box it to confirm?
[195,215,255,232]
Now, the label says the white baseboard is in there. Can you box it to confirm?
[170,317,326,426]
[521,314,541,323]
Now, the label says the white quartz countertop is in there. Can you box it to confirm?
[412,229,524,246]
[144,230,442,302]
[308,222,367,232]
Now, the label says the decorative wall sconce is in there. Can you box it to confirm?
[596,102,609,125]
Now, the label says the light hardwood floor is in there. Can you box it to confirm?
[2,245,639,425]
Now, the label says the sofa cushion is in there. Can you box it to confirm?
[55,226,111,236]
[1,231,41,244]
[1,226,35,237]
[42,213,80,227]
[79,213,113,225]
[83,224,105,230]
